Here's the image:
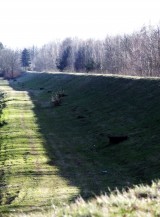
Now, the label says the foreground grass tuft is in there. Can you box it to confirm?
[12,181,160,217]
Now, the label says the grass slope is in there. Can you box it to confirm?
[0,72,160,216]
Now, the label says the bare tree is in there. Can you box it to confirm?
[0,49,21,78]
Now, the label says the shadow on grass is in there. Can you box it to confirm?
[10,72,160,201]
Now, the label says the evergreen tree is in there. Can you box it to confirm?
[74,47,86,71]
[0,42,4,50]
[85,58,95,72]
[21,48,30,69]
[56,46,71,72]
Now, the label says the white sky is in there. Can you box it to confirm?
[0,0,160,49]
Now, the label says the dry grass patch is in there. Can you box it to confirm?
[10,181,160,217]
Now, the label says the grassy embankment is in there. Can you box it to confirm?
[0,72,160,216]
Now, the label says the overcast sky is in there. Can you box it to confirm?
[0,0,160,49]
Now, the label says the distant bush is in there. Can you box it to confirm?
[51,93,62,107]
[51,89,67,107]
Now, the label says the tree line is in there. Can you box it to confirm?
[1,24,160,78]
[30,25,160,76]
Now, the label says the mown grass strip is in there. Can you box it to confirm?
[0,78,79,215]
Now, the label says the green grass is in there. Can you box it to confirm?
[0,72,160,216]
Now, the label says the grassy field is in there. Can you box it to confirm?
[0,72,160,216]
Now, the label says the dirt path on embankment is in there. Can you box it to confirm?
[0,78,79,214]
